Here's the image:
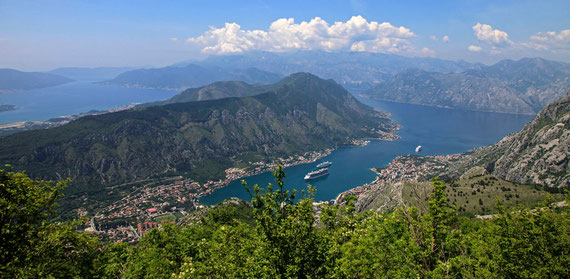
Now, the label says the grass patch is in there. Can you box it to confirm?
[402,174,565,216]
[154,214,176,223]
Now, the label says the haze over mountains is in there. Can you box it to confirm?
[0,69,72,93]
[103,64,282,91]
[186,51,482,92]
[0,73,396,195]
[48,67,138,81]
[92,51,569,115]
[363,58,570,114]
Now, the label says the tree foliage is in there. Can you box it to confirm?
[0,166,99,278]
[1,166,568,278]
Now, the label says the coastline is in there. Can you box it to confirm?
[195,130,402,204]
[334,153,465,204]
[359,95,537,116]
[0,103,139,136]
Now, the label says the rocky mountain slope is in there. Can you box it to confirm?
[102,64,282,90]
[363,58,570,114]
[354,90,569,214]
[0,73,396,194]
[0,69,72,93]
[441,90,569,188]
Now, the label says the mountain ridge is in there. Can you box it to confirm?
[0,73,397,195]
[0,69,73,93]
[194,50,482,92]
[102,64,282,91]
[363,57,570,114]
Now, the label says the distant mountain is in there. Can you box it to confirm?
[0,69,72,93]
[194,51,482,92]
[161,81,265,104]
[363,58,570,114]
[441,90,569,188]
[48,67,137,81]
[0,104,17,112]
[102,64,282,90]
[0,73,396,195]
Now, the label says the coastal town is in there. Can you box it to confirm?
[76,126,403,242]
[336,153,465,202]
[84,148,335,242]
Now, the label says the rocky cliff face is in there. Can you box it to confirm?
[443,91,570,188]
[354,91,568,214]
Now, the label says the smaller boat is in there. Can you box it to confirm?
[304,168,329,180]
[415,145,422,153]
[316,161,332,168]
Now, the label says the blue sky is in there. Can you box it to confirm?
[1,0,569,71]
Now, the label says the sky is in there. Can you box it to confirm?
[1,0,569,71]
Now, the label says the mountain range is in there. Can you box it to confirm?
[105,51,479,93]
[363,58,570,114]
[102,64,282,91]
[0,73,396,196]
[48,67,138,81]
[0,69,72,93]
[193,51,481,92]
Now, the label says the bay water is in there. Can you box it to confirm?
[0,84,534,205]
[200,98,534,205]
[0,82,176,124]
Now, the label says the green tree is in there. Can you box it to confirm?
[0,166,99,278]
[244,164,328,278]
[472,201,570,278]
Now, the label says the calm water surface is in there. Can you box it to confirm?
[0,85,534,205]
[200,98,534,205]
[0,82,176,124]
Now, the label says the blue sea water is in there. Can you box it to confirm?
[0,82,177,124]
[200,98,534,205]
[0,83,535,205]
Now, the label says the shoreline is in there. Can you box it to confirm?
[359,95,537,116]
[196,132,401,204]
[334,153,466,204]
[0,103,139,135]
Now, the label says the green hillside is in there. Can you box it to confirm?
[0,72,396,196]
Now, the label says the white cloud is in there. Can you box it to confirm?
[420,47,436,56]
[525,29,570,50]
[472,23,512,46]
[429,35,449,43]
[530,29,570,42]
[170,37,178,42]
[467,45,482,52]
[187,16,427,55]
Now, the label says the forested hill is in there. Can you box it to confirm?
[363,58,570,114]
[0,72,396,193]
[160,80,267,104]
[0,68,72,93]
